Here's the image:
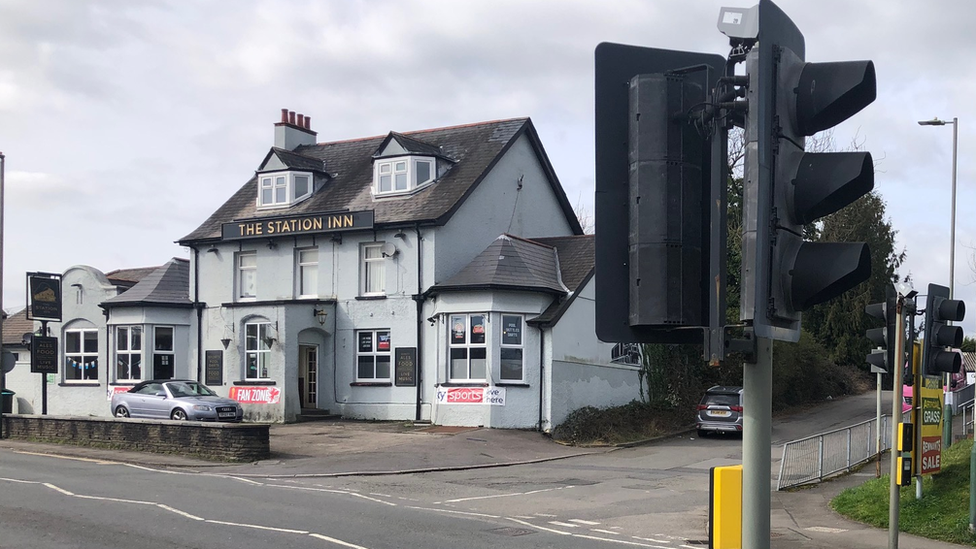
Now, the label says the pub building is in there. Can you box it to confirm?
[5,111,643,430]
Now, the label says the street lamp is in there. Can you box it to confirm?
[918,117,959,299]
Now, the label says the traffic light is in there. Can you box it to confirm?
[865,287,897,374]
[594,43,726,344]
[740,0,877,342]
[921,283,965,377]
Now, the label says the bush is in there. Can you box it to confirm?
[551,400,688,446]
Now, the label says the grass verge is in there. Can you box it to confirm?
[831,437,976,545]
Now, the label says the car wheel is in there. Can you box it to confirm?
[171,408,188,421]
[697,429,708,438]
[115,406,130,418]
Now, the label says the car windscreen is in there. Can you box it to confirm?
[166,382,217,398]
[703,394,739,407]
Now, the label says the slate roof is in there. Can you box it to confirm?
[431,234,569,296]
[1,308,34,347]
[179,118,582,244]
[375,132,446,159]
[262,147,327,172]
[529,235,595,326]
[104,266,159,291]
[101,258,192,308]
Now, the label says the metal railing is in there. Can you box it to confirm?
[777,415,890,491]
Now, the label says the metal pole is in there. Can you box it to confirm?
[889,295,907,549]
[0,151,4,439]
[742,336,772,549]
[946,117,958,408]
[970,439,976,533]
[877,372,883,477]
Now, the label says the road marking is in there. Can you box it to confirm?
[438,485,576,504]
[505,517,676,549]
[550,521,580,527]
[266,483,397,506]
[570,519,601,525]
[75,494,155,506]
[806,526,848,533]
[43,483,75,496]
[592,529,621,535]
[406,506,501,519]
[0,477,40,484]
[309,533,372,548]
[157,503,204,520]
[14,451,115,465]
[205,519,309,534]
[632,536,673,544]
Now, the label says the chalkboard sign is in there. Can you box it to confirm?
[31,336,58,374]
[205,350,223,386]
[394,347,417,387]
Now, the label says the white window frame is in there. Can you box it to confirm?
[448,313,488,382]
[64,328,99,383]
[499,314,524,382]
[372,156,436,196]
[356,329,392,382]
[257,171,313,209]
[238,251,257,300]
[296,247,319,298]
[115,325,143,383]
[244,322,272,380]
[153,326,175,378]
[361,243,386,296]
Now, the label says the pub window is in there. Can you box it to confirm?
[115,326,143,382]
[64,328,98,383]
[257,171,313,209]
[373,156,436,196]
[449,314,487,382]
[356,330,391,381]
[297,248,319,298]
[361,243,386,296]
[500,314,523,381]
[153,326,175,380]
[245,322,272,380]
[238,251,257,300]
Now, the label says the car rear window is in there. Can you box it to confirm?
[704,394,739,406]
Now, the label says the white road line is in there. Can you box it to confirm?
[157,503,204,520]
[570,519,601,525]
[0,477,40,484]
[505,517,675,549]
[309,533,372,548]
[406,506,501,519]
[265,483,397,506]
[43,483,74,496]
[205,519,309,534]
[75,494,155,506]
[13,451,114,465]
[632,536,673,544]
[226,476,265,485]
[438,485,575,504]
[592,529,621,535]
[549,521,581,528]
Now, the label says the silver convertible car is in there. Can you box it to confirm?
[111,380,244,422]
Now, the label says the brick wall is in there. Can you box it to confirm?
[1,415,270,462]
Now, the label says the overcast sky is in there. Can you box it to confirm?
[1,0,973,333]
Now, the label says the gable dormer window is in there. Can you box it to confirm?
[373,157,435,196]
[257,171,313,209]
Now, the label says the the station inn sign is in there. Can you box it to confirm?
[222,210,374,241]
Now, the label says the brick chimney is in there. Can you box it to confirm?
[274,108,317,150]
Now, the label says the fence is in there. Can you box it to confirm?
[777,415,890,491]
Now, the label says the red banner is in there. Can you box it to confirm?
[230,386,281,404]
[920,436,942,475]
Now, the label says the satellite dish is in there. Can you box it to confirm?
[381,242,398,257]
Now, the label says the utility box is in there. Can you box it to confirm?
[1,389,14,414]
[709,464,742,549]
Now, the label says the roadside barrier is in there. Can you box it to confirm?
[777,415,890,490]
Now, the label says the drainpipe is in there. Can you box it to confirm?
[192,246,203,382]
[538,325,545,431]
[414,224,424,422]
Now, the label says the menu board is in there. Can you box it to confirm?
[395,347,417,387]
[205,350,223,386]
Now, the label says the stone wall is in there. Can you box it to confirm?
[1,415,269,462]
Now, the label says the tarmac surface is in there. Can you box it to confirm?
[0,419,968,548]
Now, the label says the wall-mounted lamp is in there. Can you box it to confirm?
[220,338,232,349]
[313,308,328,326]
[207,246,219,254]
[331,233,342,244]
[394,230,407,239]
[262,336,276,348]
[427,316,437,326]
[267,239,278,250]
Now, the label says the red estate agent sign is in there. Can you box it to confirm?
[230,386,281,404]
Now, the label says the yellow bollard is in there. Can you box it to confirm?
[709,464,743,549]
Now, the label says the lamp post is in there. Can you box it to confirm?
[918,117,959,299]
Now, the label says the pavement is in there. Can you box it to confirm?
[0,419,968,549]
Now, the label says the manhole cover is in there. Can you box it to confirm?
[488,527,535,537]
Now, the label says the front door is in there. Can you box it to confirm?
[299,345,318,409]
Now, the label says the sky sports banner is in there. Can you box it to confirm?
[435,387,505,406]
[230,386,281,405]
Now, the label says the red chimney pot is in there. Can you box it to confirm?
[304,116,311,130]
[297,113,305,127]
[280,108,289,123]
[289,111,296,125]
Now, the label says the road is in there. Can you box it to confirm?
[0,392,880,549]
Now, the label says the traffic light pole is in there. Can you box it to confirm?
[889,294,907,549]
[742,336,772,549]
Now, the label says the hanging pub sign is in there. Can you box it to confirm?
[31,336,58,374]
[221,210,374,241]
[27,272,62,322]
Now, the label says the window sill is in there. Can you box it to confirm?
[350,382,392,387]
[109,382,137,386]
[437,382,489,388]
[233,380,277,386]
[59,383,100,387]
[355,295,387,301]
[495,382,530,387]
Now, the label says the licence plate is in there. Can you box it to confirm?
[708,410,730,417]
[218,412,236,418]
